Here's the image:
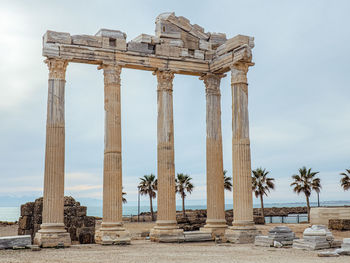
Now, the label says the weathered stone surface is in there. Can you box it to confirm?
[132,34,160,44]
[318,251,339,257]
[184,231,212,242]
[18,196,95,244]
[254,235,274,247]
[161,38,184,47]
[0,235,31,249]
[194,50,204,60]
[127,42,154,54]
[95,29,126,39]
[77,227,95,244]
[44,30,71,44]
[255,226,296,248]
[72,35,102,48]
[310,207,350,226]
[155,44,181,57]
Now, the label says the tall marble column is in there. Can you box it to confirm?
[99,64,130,245]
[150,70,184,242]
[225,62,260,243]
[200,73,227,237]
[34,59,71,247]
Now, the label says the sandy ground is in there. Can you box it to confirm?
[1,223,349,263]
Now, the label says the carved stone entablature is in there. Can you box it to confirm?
[154,70,175,92]
[42,13,254,76]
[45,59,68,80]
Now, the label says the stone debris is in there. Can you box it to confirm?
[26,244,41,251]
[184,231,212,242]
[0,235,31,249]
[254,226,296,247]
[292,225,341,251]
[318,251,340,257]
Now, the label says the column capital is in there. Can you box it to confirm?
[100,64,122,86]
[230,62,252,85]
[45,59,68,80]
[153,70,175,91]
[200,73,225,96]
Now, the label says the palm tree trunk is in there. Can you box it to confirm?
[182,193,185,218]
[149,193,154,221]
[260,194,265,224]
[306,195,310,222]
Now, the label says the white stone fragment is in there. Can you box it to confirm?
[274,241,283,248]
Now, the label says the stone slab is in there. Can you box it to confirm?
[127,42,154,54]
[44,30,71,44]
[184,231,212,242]
[318,251,339,257]
[95,29,126,39]
[254,235,274,247]
[72,35,102,48]
[0,235,31,249]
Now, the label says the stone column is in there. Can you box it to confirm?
[99,64,130,245]
[150,70,184,242]
[225,62,260,243]
[200,73,227,237]
[34,59,71,248]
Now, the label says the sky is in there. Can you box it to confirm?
[0,0,349,208]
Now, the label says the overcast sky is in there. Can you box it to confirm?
[0,0,349,207]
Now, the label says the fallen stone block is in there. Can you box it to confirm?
[274,241,283,248]
[0,235,31,249]
[184,231,212,242]
[318,251,339,257]
[254,235,274,247]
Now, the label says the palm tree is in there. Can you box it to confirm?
[138,174,158,221]
[175,173,194,217]
[252,168,275,223]
[340,169,350,191]
[290,166,321,222]
[223,170,232,191]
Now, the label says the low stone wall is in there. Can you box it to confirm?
[18,196,95,244]
[329,219,350,231]
[310,207,350,226]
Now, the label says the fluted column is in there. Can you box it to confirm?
[225,62,260,243]
[100,64,130,245]
[200,73,227,237]
[34,59,71,247]
[150,70,183,242]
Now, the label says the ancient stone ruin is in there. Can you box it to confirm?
[36,12,257,247]
[293,225,341,250]
[254,226,297,248]
[18,196,95,244]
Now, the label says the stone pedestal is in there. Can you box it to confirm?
[225,62,259,243]
[199,73,227,238]
[100,64,130,245]
[150,70,183,242]
[34,59,71,248]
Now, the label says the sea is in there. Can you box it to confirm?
[1,200,350,223]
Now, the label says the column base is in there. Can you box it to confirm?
[100,222,131,245]
[150,220,184,243]
[200,219,227,238]
[34,223,71,248]
[225,223,261,244]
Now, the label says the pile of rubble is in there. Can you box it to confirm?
[293,225,341,250]
[18,196,95,244]
[318,238,350,257]
[255,226,297,247]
